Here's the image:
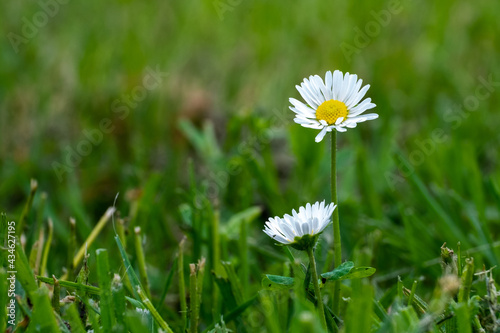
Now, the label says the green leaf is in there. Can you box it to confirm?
[321,261,355,282]
[321,262,375,282]
[262,275,295,290]
[262,264,375,292]
[341,267,376,280]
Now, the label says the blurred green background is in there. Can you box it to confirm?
[1,0,500,314]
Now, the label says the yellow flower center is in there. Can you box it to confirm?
[316,100,348,125]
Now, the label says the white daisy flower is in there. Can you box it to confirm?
[290,70,378,142]
[263,201,336,250]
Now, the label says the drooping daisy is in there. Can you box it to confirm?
[290,70,378,142]
[263,201,336,250]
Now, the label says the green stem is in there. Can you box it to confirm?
[331,131,342,315]
[307,247,327,329]
[178,237,187,329]
[189,264,198,333]
[134,227,151,298]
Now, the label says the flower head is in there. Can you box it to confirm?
[263,201,336,250]
[290,70,378,142]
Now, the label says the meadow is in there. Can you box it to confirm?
[1,0,499,332]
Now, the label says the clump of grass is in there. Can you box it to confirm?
[3,140,499,333]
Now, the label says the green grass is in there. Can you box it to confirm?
[1,0,500,331]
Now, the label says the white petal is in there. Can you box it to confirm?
[315,127,329,142]
[347,113,379,123]
[313,75,329,101]
[289,98,316,117]
[296,84,320,109]
[325,71,333,100]
[279,222,295,240]
[332,70,343,100]
[306,202,312,217]
[302,222,310,235]
[268,232,291,244]
[346,84,369,109]
[335,126,347,132]
[294,220,303,237]
[311,217,319,234]
[349,99,376,116]
[337,72,352,102]
[340,73,358,103]
[301,78,323,106]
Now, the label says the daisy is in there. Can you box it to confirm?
[263,201,336,250]
[290,70,378,142]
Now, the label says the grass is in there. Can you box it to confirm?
[1,0,500,331]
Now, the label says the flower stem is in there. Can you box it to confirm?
[331,131,342,315]
[307,247,327,329]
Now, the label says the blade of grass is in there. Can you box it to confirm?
[202,295,258,333]
[112,274,127,330]
[73,207,115,268]
[454,303,472,333]
[211,207,221,319]
[136,286,174,333]
[34,192,47,242]
[18,179,38,236]
[0,213,6,268]
[36,276,100,295]
[222,261,244,305]
[115,235,140,300]
[189,263,198,333]
[394,152,467,244]
[15,237,38,299]
[116,217,126,250]
[196,259,206,330]
[402,287,428,314]
[116,233,174,331]
[72,251,90,323]
[54,312,71,333]
[407,280,417,306]
[40,218,53,278]
[458,258,474,303]
[239,213,249,299]
[27,288,60,332]
[178,237,188,329]
[67,217,77,281]
[29,228,43,274]
[134,227,151,298]
[157,256,177,311]
[345,282,373,333]
[0,269,7,331]
[96,249,115,331]
[52,276,60,314]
